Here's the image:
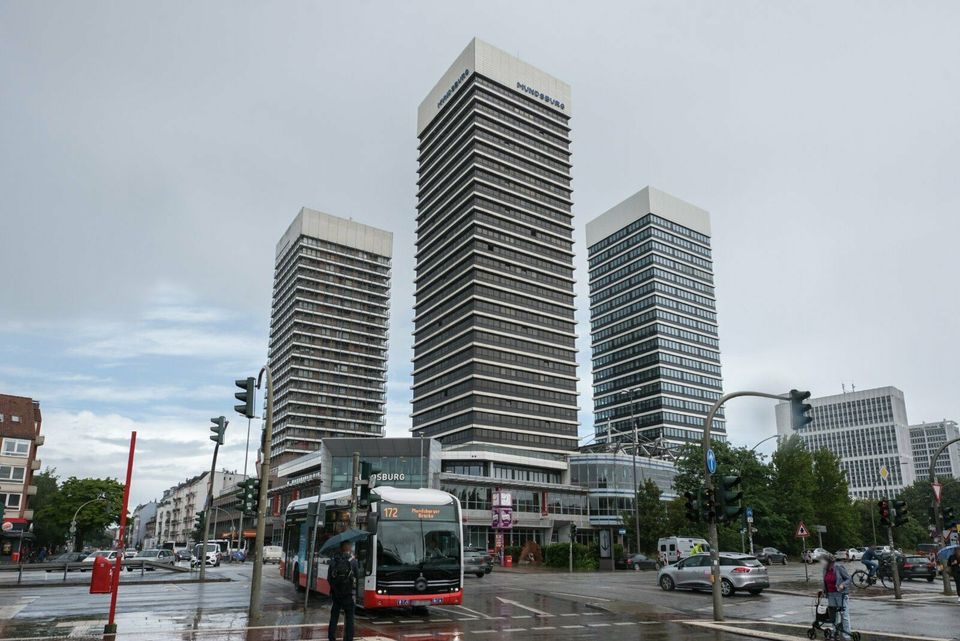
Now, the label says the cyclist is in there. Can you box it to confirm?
[861,546,878,580]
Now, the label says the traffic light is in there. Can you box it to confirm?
[893,499,908,527]
[942,506,956,527]
[194,510,206,530]
[683,490,701,522]
[702,487,717,523]
[789,389,813,429]
[569,523,577,539]
[237,478,260,517]
[234,377,256,419]
[209,416,228,445]
[877,499,890,527]
[358,461,375,508]
[716,475,744,524]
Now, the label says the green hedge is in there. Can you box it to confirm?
[542,542,598,570]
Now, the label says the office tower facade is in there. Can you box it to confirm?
[909,419,960,480]
[586,187,724,448]
[411,38,579,454]
[268,208,393,467]
[775,386,916,499]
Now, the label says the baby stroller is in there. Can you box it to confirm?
[807,591,860,640]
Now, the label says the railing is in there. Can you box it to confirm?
[0,558,189,584]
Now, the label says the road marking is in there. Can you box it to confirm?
[495,596,552,617]
[455,605,492,619]
[558,612,579,616]
[581,611,603,615]
[531,626,556,631]
[613,622,636,626]
[547,590,611,602]
[398,619,421,624]
[470,631,497,635]
[500,628,525,632]
[561,624,585,629]
[587,622,611,627]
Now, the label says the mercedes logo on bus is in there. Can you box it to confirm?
[415,575,429,592]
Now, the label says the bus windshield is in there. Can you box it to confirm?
[376,512,460,572]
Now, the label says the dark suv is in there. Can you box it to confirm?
[464,547,493,577]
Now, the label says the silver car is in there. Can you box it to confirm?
[657,552,769,596]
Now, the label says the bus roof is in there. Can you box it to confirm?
[285,486,455,515]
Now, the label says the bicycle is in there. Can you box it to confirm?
[851,557,895,589]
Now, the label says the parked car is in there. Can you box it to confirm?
[756,547,787,565]
[124,548,138,558]
[261,545,283,564]
[464,547,493,577]
[802,547,829,563]
[129,548,176,570]
[618,553,657,570]
[900,555,936,582]
[80,550,121,571]
[174,548,191,562]
[657,552,769,596]
[191,543,221,568]
[45,552,88,572]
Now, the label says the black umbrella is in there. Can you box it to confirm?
[319,529,370,555]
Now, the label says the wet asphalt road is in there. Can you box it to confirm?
[0,562,957,640]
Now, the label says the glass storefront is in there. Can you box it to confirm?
[441,483,587,516]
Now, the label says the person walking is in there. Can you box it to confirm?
[328,540,360,641]
[822,554,853,640]
[948,547,960,604]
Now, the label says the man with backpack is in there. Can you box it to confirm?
[328,540,360,641]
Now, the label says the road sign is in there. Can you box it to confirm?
[618,528,626,535]
[706,448,717,474]
[795,521,810,538]
[815,524,827,533]
[932,482,943,504]
[745,507,754,523]
[879,465,889,480]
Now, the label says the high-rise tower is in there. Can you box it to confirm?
[586,187,724,450]
[412,38,579,453]
[268,208,392,467]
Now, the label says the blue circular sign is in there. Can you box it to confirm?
[706,448,717,474]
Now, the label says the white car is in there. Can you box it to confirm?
[844,548,863,561]
[191,543,221,568]
[261,545,283,564]
[802,547,829,563]
[80,550,121,571]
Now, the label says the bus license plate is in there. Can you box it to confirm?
[412,600,431,606]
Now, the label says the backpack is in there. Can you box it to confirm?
[329,555,355,600]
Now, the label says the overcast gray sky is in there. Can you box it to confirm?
[1,1,958,506]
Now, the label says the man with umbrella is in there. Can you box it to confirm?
[324,531,366,641]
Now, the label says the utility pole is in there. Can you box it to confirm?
[350,452,360,528]
[930,436,960,596]
[248,365,274,622]
[200,416,227,583]
[701,389,799,622]
[619,388,641,555]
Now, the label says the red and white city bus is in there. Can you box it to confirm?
[281,486,463,609]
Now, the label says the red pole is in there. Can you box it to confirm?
[105,431,136,635]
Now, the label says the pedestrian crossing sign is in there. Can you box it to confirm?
[795,521,810,538]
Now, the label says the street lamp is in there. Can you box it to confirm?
[618,388,642,557]
[69,492,108,552]
[929,436,960,596]
[748,434,781,453]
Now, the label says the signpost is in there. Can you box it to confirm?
[932,482,942,505]
[706,448,717,474]
[746,507,755,555]
[796,521,810,582]
[492,489,512,566]
[814,524,827,549]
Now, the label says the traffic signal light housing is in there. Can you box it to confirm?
[194,510,206,530]
[789,389,813,429]
[893,499,908,527]
[683,490,701,523]
[702,487,717,523]
[209,416,228,445]
[942,506,956,527]
[716,475,744,524]
[569,523,577,539]
[234,377,256,419]
[877,499,890,527]
[236,478,260,517]
[358,461,375,508]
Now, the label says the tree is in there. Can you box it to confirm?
[29,468,62,549]
[621,479,667,553]
[33,477,125,550]
[811,449,857,550]
[770,436,818,554]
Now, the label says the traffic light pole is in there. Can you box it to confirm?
[236,415,253,556]
[199,439,221,583]
[702,390,791,622]
[930,437,960,595]
[887,521,902,599]
[248,365,274,622]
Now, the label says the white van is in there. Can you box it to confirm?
[657,537,710,566]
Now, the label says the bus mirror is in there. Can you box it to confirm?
[366,514,379,533]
